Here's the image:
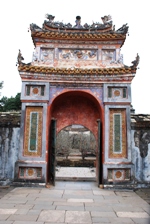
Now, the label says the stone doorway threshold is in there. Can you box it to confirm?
[56,167,96,181]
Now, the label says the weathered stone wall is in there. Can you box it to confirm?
[131,114,150,184]
[0,112,20,183]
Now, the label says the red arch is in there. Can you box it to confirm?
[50,90,103,139]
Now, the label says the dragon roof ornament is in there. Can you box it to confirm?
[16,49,24,66]
[131,53,140,69]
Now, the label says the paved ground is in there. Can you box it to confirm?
[0,181,150,224]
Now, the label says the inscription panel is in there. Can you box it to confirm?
[109,109,127,158]
[24,107,43,157]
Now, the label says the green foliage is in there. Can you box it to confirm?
[0,93,21,112]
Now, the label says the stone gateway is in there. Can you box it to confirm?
[1,14,148,187]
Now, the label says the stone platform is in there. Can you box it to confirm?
[56,167,96,181]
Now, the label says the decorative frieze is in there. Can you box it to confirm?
[58,49,97,60]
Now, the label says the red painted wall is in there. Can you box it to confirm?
[51,91,101,139]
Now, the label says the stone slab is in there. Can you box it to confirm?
[14,204,33,209]
[56,205,84,211]
[143,206,150,215]
[92,217,110,223]
[35,197,67,202]
[64,190,93,196]
[93,190,116,196]
[13,222,44,224]
[38,210,65,222]
[67,198,93,203]
[91,211,117,218]
[14,209,29,214]
[131,218,150,224]
[0,204,16,208]
[0,209,17,214]
[113,205,145,212]
[0,221,14,224]
[0,215,11,220]
[7,214,38,221]
[65,211,92,223]
[108,217,135,223]
[27,209,42,215]
[53,201,84,206]
[117,211,150,218]
[33,204,56,210]
[0,199,28,204]
[85,206,113,211]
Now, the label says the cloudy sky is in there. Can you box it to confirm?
[0,0,149,113]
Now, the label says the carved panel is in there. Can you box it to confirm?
[19,167,42,179]
[102,49,116,63]
[24,107,43,157]
[108,87,127,99]
[25,85,45,96]
[109,109,127,158]
[40,48,54,65]
[58,49,97,60]
[108,169,130,181]
[32,48,54,66]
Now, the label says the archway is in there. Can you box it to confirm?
[56,124,96,181]
[48,90,104,185]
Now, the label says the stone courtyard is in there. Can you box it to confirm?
[0,181,150,224]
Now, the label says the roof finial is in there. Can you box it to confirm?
[74,16,82,28]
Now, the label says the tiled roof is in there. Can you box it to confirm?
[18,64,136,75]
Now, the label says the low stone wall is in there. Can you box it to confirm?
[0,112,21,184]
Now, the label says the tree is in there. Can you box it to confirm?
[0,81,3,89]
[0,93,21,112]
[0,81,3,96]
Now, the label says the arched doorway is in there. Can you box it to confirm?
[56,124,96,181]
[48,91,103,185]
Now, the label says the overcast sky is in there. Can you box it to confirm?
[0,0,149,114]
